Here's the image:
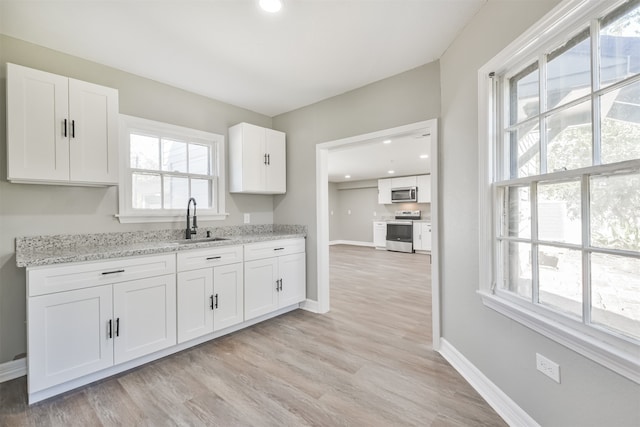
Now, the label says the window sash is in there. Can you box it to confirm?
[479,0,640,383]
[118,115,226,222]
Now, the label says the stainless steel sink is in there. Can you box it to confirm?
[177,237,228,244]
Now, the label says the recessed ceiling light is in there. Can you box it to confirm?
[383,139,392,144]
[420,154,429,159]
[388,170,395,174]
[344,175,351,179]
[259,0,282,13]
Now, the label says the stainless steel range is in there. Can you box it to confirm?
[386,210,421,253]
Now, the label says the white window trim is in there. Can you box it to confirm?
[117,114,228,224]
[478,0,640,383]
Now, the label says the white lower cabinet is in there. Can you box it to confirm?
[373,221,387,249]
[176,245,244,343]
[244,238,306,321]
[413,222,432,252]
[113,275,177,364]
[26,238,305,403]
[28,285,114,392]
[27,258,176,394]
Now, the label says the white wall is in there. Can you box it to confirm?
[0,35,275,364]
[439,1,639,425]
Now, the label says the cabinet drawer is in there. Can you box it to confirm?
[177,245,243,272]
[244,238,305,261]
[27,254,176,297]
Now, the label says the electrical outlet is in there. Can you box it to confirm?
[244,213,250,224]
[373,211,377,217]
[536,353,560,383]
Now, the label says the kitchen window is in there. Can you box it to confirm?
[117,115,227,223]
[479,0,639,382]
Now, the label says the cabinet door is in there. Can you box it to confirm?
[240,123,266,192]
[278,252,306,308]
[177,269,214,343]
[113,274,177,364]
[244,257,279,321]
[417,175,431,203]
[378,179,392,204]
[7,63,70,182]
[391,176,417,188]
[373,222,387,248]
[68,78,119,184]
[422,223,432,251]
[28,285,113,393]
[213,263,244,331]
[265,128,286,193]
[413,223,423,250]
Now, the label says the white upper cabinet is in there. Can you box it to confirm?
[378,178,392,204]
[7,63,119,185]
[391,176,417,188]
[228,122,286,194]
[417,174,431,203]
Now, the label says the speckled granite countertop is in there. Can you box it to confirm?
[16,225,307,268]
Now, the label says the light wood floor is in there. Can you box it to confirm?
[0,245,506,426]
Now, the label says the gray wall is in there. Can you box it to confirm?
[0,35,275,363]
[273,62,442,299]
[439,1,639,426]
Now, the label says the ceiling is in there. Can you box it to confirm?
[0,0,486,117]
[328,129,431,183]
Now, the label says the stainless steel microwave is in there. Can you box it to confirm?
[391,187,417,203]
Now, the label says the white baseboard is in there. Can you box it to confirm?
[0,358,27,383]
[329,240,374,247]
[438,338,540,427]
[301,299,321,313]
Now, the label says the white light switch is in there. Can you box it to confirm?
[244,213,250,224]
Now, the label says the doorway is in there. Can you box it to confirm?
[315,119,440,350]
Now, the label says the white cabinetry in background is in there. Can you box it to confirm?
[373,221,387,249]
[378,178,392,204]
[417,175,431,203]
[413,221,432,253]
[229,122,286,194]
[392,176,417,188]
[27,254,176,394]
[7,63,119,185]
[244,238,306,320]
[176,245,244,343]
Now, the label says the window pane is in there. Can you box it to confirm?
[189,143,210,175]
[130,134,159,170]
[591,253,640,339]
[537,180,582,244]
[506,186,531,238]
[507,124,540,178]
[601,80,640,164]
[509,62,539,125]
[191,179,211,208]
[163,176,189,209]
[590,172,640,252]
[502,241,532,299]
[546,100,592,172]
[132,173,161,209]
[547,30,591,110]
[162,139,188,173]
[538,246,582,317]
[599,1,640,88]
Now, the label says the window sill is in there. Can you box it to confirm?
[479,291,640,384]
[116,212,229,224]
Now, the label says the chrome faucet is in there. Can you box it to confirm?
[186,197,197,239]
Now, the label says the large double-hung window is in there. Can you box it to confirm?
[480,0,640,382]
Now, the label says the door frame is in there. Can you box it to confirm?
[315,119,441,350]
